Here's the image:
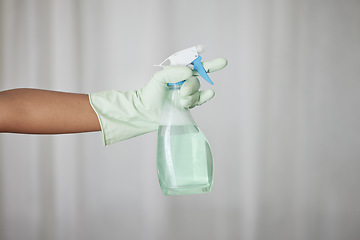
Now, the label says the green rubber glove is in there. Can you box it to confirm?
[89,58,227,145]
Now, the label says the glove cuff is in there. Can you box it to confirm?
[88,91,157,145]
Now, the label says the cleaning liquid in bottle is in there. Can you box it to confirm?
[155,45,215,195]
[157,81,213,195]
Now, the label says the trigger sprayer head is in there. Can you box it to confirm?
[157,44,214,85]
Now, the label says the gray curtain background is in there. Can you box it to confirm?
[1,0,360,240]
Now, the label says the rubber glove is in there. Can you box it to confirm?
[89,58,227,145]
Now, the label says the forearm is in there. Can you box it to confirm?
[0,88,101,134]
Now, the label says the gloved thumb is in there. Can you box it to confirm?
[152,66,193,85]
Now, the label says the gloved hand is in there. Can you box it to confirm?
[89,58,227,145]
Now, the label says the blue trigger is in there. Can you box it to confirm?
[192,56,214,85]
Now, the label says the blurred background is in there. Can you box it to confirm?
[1,0,360,239]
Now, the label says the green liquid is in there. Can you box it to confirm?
[157,125,213,195]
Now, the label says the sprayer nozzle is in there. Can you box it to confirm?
[195,44,205,54]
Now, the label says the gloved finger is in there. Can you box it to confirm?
[197,89,215,105]
[180,92,200,108]
[181,89,215,109]
[188,89,215,109]
[152,66,193,84]
[192,57,228,76]
[179,77,200,97]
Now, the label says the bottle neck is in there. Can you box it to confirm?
[167,81,184,108]
[168,86,181,109]
[160,82,194,126]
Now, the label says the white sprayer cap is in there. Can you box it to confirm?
[156,44,206,67]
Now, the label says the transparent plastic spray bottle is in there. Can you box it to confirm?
[156,45,214,195]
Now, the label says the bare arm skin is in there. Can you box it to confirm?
[0,88,101,134]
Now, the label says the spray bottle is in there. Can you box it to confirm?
[156,45,214,195]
